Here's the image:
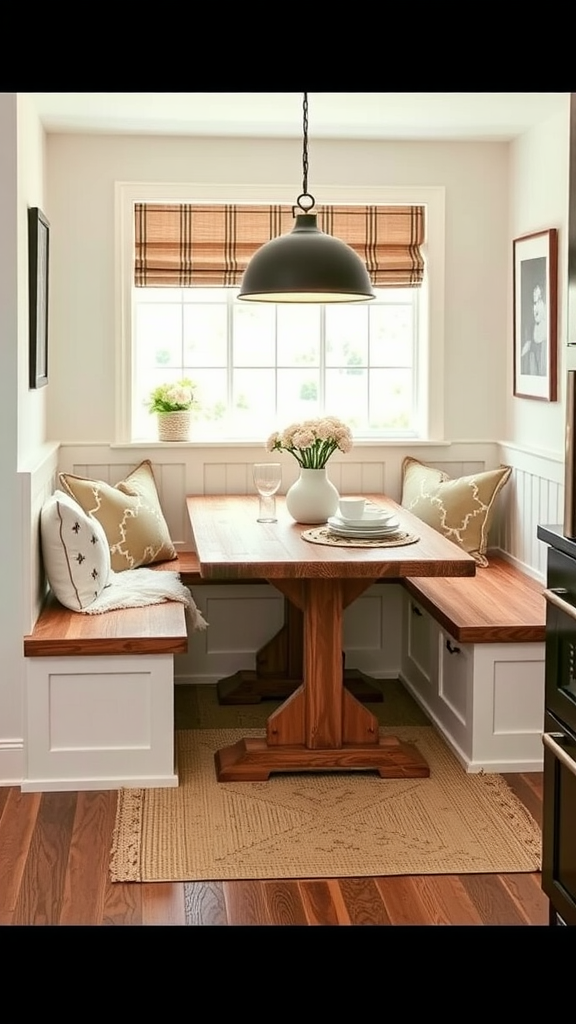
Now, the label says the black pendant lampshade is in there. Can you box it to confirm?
[238,94,376,304]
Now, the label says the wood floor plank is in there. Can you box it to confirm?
[223,881,272,925]
[0,789,42,925]
[0,786,10,821]
[184,882,228,925]
[298,880,352,925]
[262,880,310,925]
[458,874,529,926]
[102,880,143,926]
[409,875,484,925]
[498,873,549,925]
[59,791,118,925]
[141,882,187,925]
[375,876,434,925]
[337,877,393,925]
[11,791,77,926]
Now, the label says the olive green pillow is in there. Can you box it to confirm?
[59,459,177,572]
[400,456,512,567]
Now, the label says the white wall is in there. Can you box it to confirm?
[0,93,47,782]
[507,103,571,455]
[45,133,511,444]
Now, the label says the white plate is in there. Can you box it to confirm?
[328,523,401,540]
[328,514,399,532]
[335,507,393,523]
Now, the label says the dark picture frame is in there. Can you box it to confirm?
[28,207,50,389]
[513,228,558,402]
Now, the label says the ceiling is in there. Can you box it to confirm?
[28,92,569,142]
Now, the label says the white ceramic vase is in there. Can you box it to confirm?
[285,467,339,524]
[157,410,191,442]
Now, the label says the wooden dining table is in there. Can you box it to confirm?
[186,494,476,782]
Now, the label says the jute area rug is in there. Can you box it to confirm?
[109,682,541,883]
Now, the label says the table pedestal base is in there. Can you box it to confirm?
[216,668,384,705]
[216,599,383,705]
[214,735,430,782]
[213,577,431,783]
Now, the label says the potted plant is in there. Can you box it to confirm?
[148,379,197,441]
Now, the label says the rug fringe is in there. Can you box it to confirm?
[109,787,145,882]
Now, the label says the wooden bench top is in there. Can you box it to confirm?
[23,591,188,658]
[403,556,546,644]
[23,552,261,660]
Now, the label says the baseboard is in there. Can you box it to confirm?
[0,738,24,786]
[465,758,543,774]
[20,772,179,793]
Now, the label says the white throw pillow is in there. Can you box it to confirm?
[40,490,111,610]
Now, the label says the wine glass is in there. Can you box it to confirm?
[253,463,282,523]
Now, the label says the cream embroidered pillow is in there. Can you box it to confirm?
[59,459,177,572]
[400,457,512,567]
[40,490,111,610]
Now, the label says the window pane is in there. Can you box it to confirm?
[232,369,277,431]
[276,369,321,420]
[277,305,321,365]
[370,304,413,367]
[234,301,276,366]
[136,303,182,367]
[184,303,227,366]
[188,369,228,428]
[369,369,413,429]
[325,304,368,366]
[325,368,368,428]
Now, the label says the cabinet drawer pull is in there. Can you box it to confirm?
[542,731,576,778]
[543,587,576,623]
[411,604,423,617]
[446,638,460,654]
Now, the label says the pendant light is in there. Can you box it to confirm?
[238,93,376,303]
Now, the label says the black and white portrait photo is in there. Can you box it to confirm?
[520,257,547,377]
[513,229,557,402]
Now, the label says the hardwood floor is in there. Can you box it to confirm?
[0,771,549,926]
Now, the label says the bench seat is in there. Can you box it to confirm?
[403,556,546,644]
[400,555,546,774]
[23,590,188,658]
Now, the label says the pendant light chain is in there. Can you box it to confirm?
[295,92,315,214]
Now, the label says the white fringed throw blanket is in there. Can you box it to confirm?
[81,569,208,631]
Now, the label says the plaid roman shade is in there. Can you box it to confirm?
[134,203,425,288]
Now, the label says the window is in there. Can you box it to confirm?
[116,183,445,444]
[132,284,422,442]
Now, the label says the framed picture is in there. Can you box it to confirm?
[28,206,50,389]
[513,228,558,401]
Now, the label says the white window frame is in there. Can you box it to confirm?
[115,181,446,446]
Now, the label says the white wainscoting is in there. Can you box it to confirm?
[497,442,564,579]
[0,445,61,785]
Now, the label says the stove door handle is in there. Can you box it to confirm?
[543,587,576,623]
[543,731,576,777]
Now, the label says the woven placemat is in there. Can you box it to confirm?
[302,527,420,549]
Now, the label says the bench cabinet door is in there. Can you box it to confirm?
[402,593,439,698]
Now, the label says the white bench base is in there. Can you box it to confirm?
[23,653,178,792]
[400,590,545,773]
